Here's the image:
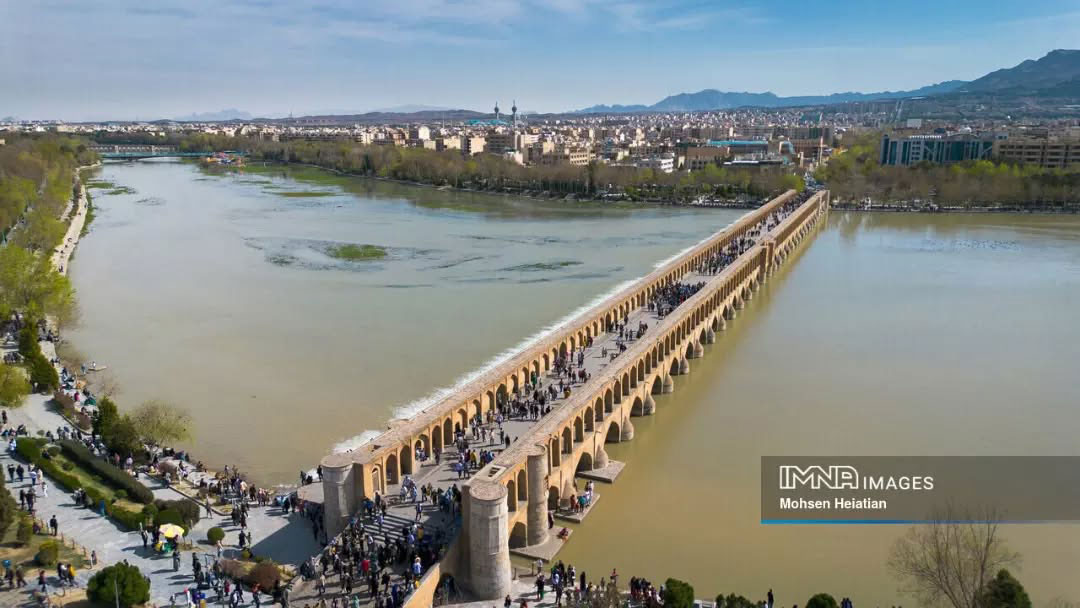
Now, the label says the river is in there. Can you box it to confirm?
[70,161,1080,604]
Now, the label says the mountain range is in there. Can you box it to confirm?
[574,49,1080,113]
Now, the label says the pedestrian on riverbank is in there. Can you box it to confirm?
[49,515,58,536]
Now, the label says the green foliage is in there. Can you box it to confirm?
[28,353,58,391]
[16,517,33,546]
[129,399,192,447]
[328,243,387,261]
[207,526,226,544]
[980,569,1031,608]
[806,593,839,608]
[57,439,154,504]
[35,540,60,566]
[153,509,186,530]
[0,467,18,538]
[87,562,151,608]
[717,593,757,608]
[154,499,200,529]
[0,247,75,321]
[0,363,30,407]
[662,578,696,608]
[93,396,119,437]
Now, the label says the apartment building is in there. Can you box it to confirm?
[994,137,1080,168]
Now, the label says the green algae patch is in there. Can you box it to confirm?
[328,244,387,261]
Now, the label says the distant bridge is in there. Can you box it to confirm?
[89,144,244,159]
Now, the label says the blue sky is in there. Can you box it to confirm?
[2,0,1078,120]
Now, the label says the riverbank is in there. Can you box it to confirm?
[830,200,1080,213]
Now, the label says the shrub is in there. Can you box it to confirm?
[87,562,150,608]
[806,594,839,608]
[114,489,127,501]
[56,439,154,504]
[663,578,695,608]
[0,467,17,537]
[207,527,225,544]
[153,509,186,529]
[60,461,74,471]
[16,518,33,546]
[248,561,281,589]
[35,540,59,566]
[46,446,60,457]
[154,499,200,529]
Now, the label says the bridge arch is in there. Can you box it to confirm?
[561,427,572,453]
[517,470,527,503]
[507,480,518,512]
[576,450,593,473]
[605,421,621,443]
[509,522,527,549]
[386,453,399,484]
[574,417,584,443]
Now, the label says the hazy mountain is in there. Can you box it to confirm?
[961,49,1080,92]
[174,108,253,121]
[576,81,966,114]
[368,104,459,113]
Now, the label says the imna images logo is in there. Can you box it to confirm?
[779,465,859,490]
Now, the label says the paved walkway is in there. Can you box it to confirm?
[50,180,87,276]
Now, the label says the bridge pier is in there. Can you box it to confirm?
[679,357,690,375]
[716,317,727,331]
[725,306,737,320]
[621,418,635,441]
[321,462,353,539]
[662,374,675,393]
[595,446,610,468]
[526,445,549,546]
[734,295,745,310]
[643,394,656,415]
[466,481,512,600]
[692,341,704,358]
[705,328,716,344]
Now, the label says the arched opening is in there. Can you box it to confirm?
[605,422,621,444]
[511,375,519,395]
[584,407,595,432]
[507,480,518,512]
[631,397,644,417]
[497,384,508,408]
[542,353,550,372]
[371,466,384,495]
[574,417,584,442]
[559,342,568,358]
[561,427,572,454]
[576,451,593,473]
[456,408,468,434]
[551,438,561,467]
[604,389,613,412]
[652,376,663,395]
[486,390,496,414]
[685,343,694,359]
[415,437,428,458]
[472,399,482,422]
[670,358,680,376]
[386,454,399,485]
[510,522,528,549]
[399,446,413,475]
[638,361,645,381]
[517,470,527,503]
[621,374,630,396]
[443,419,453,446]
[548,487,560,511]
[432,427,442,454]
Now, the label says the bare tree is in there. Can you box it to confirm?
[888,506,1020,608]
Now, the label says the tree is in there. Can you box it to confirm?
[94,396,119,437]
[130,399,192,447]
[663,578,696,608]
[105,414,143,458]
[28,354,58,391]
[980,570,1031,608]
[806,594,839,608]
[0,245,75,320]
[0,364,30,407]
[87,562,151,608]
[888,507,1020,608]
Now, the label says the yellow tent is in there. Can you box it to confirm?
[159,524,185,539]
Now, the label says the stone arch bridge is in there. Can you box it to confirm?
[319,189,831,602]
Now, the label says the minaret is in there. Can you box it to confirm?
[511,100,518,129]
[494,101,500,123]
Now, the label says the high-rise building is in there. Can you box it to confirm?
[879,133,995,166]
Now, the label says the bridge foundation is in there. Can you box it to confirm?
[595,446,609,468]
[621,418,635,441]
[705,328,716,344]
[679,357,690,375]
[321,463,352,539]
[692,341,704,358]
[526,445,549,546]
[466,481,512,600]
[643,394,656,415]
[662,374,674,393]
[734,296,745,310]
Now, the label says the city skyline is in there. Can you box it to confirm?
[2,0,1079,121]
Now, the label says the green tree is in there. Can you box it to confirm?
[87,562,151,608]
[0,245,75,320]
[806,593,839,608]
[94,396,119,437]
[104,414,143,458]
[980,570,1031,608]
[0,364,30,407]
[130,399,192,447]
[663,578,696,608]
[29,354,58,391]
